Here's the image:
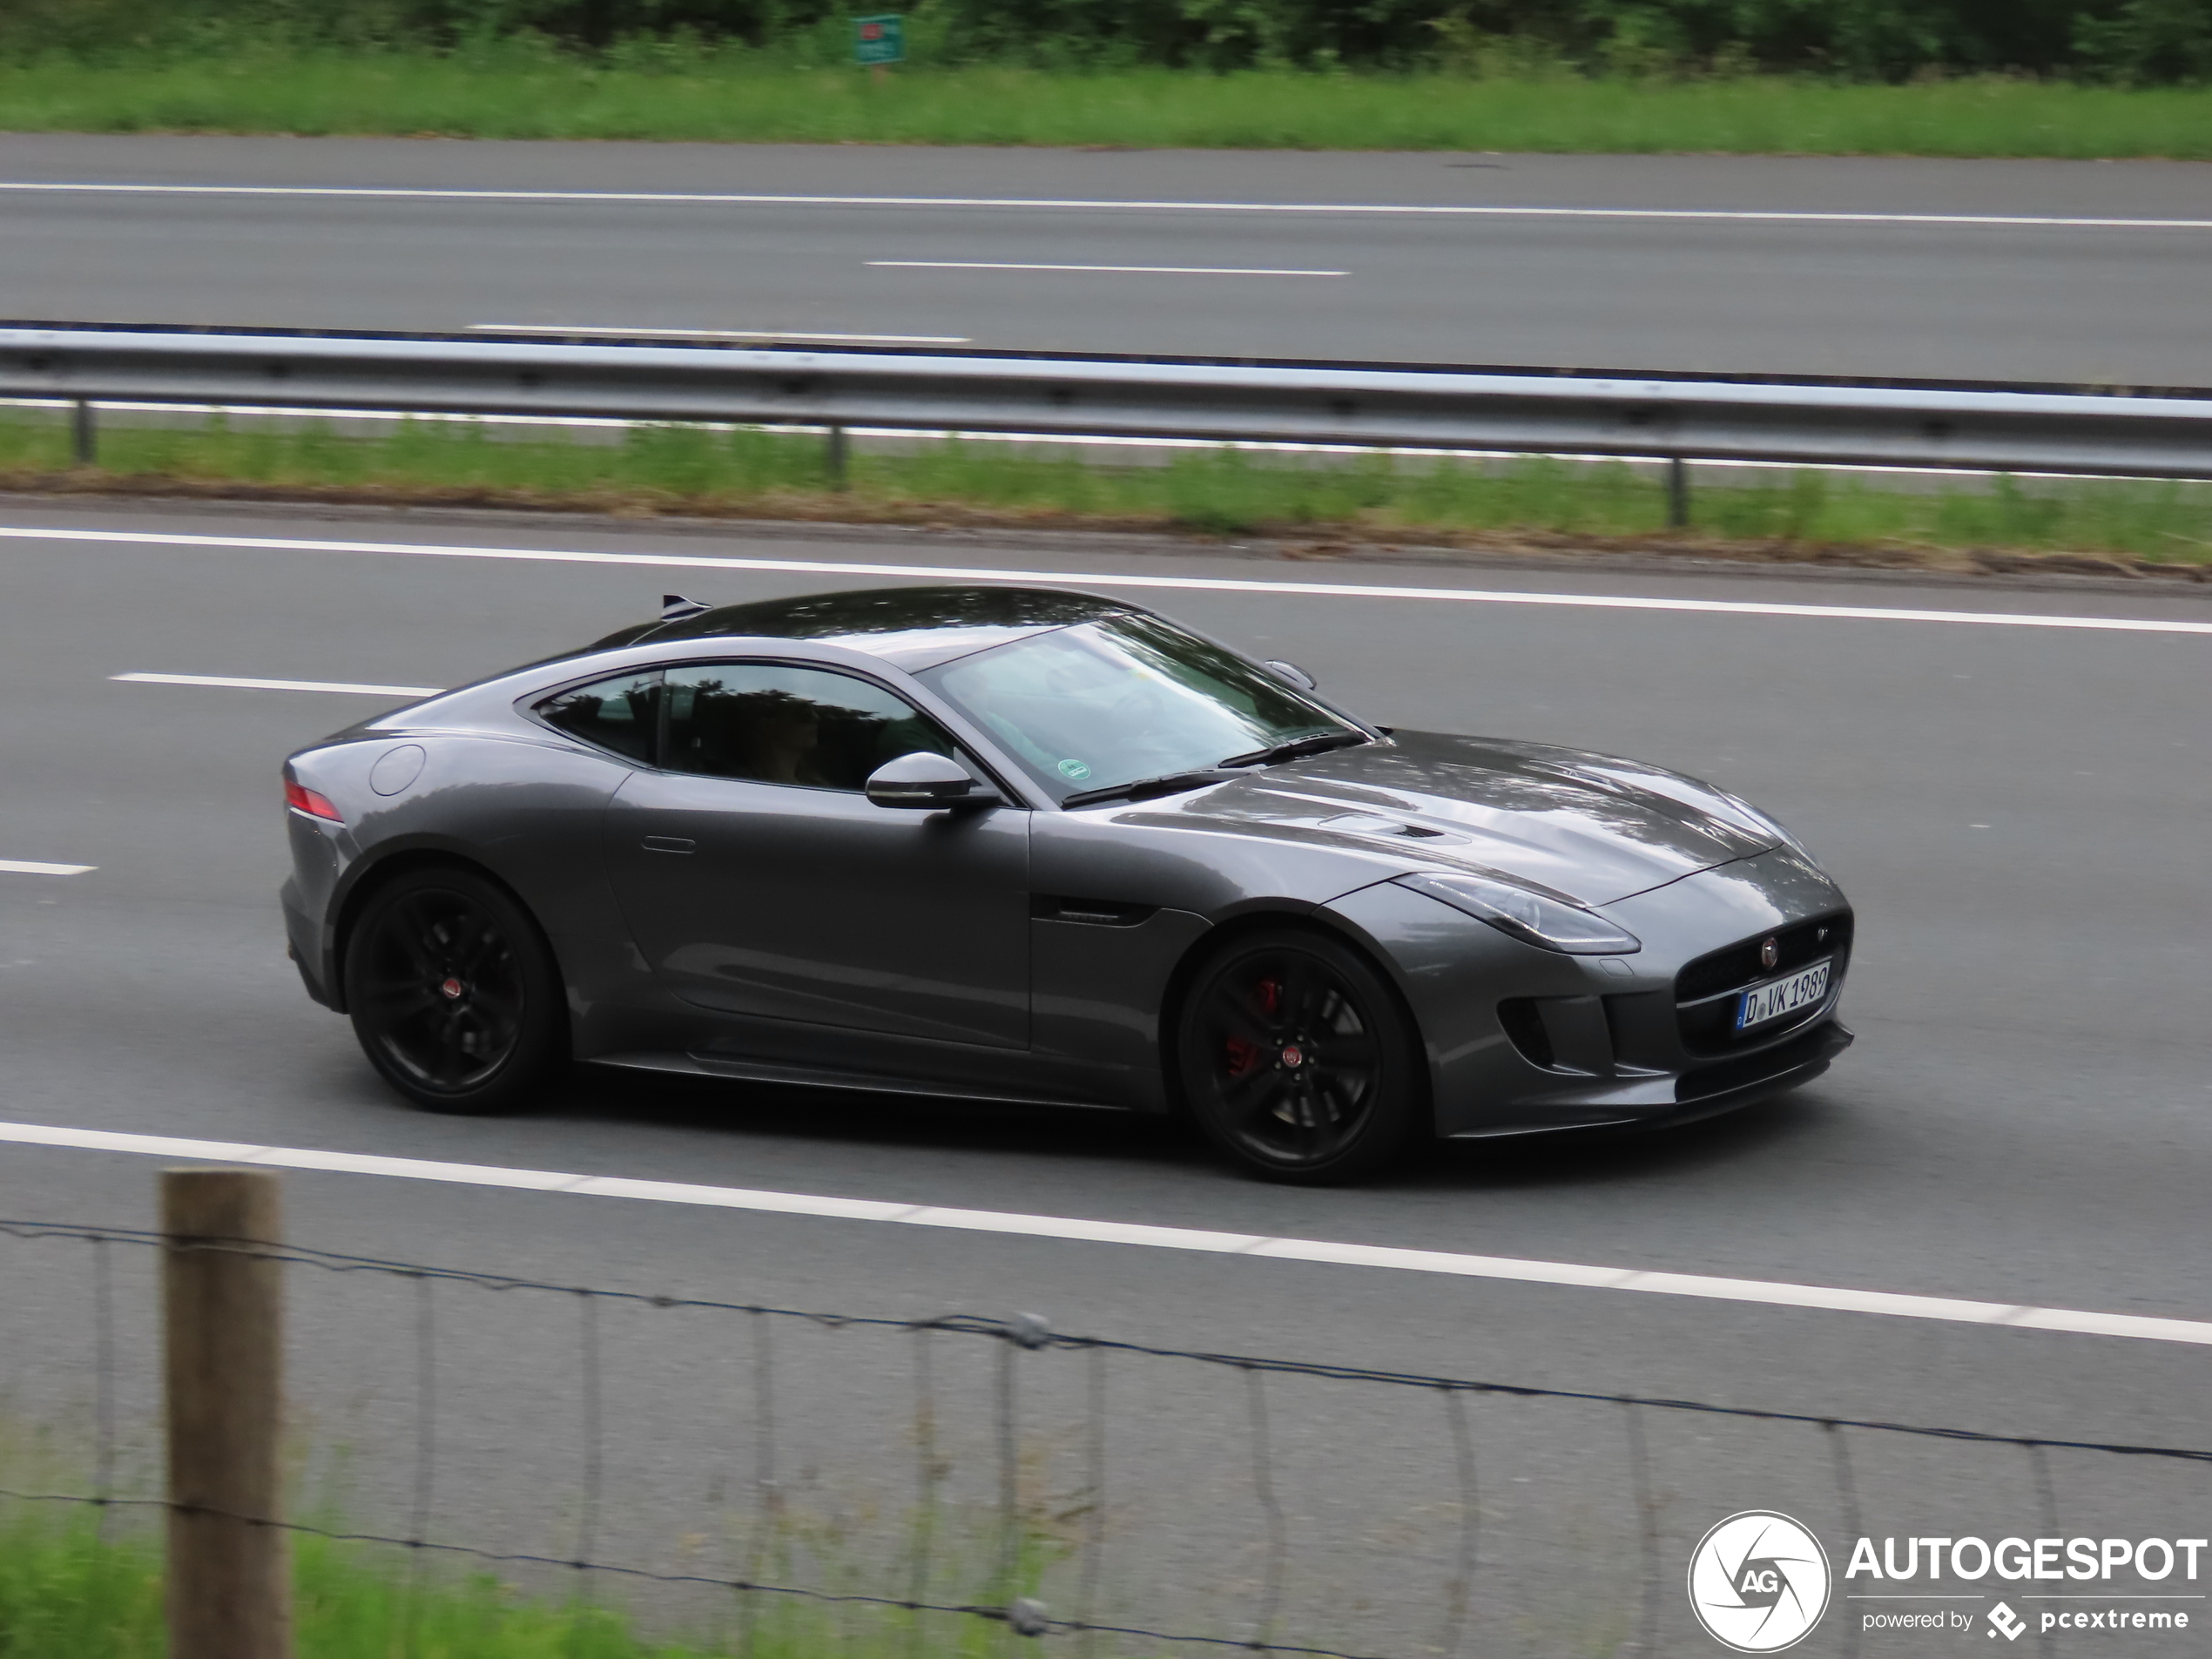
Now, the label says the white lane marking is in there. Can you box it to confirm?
[112,671,442,696]
[10,524,2212,638]
[868,260,1347,276]
[467,323,970,344]
[5,181,2211,231]
[1,1117,2205,1345]
[0,860,94,876]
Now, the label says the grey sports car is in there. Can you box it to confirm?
[280,584,1851,1183]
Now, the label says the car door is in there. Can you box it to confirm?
[604,658,1030,1049]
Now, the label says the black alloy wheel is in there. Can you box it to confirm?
[1175,927,1424,1184]
[343,867,565,1115]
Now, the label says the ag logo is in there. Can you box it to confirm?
[1687,1511,1831,1652]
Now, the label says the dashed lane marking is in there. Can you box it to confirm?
[468,323,971,344]
[867,260,1347,275]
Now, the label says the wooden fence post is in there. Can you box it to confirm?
[163,1168,292,1659]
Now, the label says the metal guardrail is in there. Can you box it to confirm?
[5,322,2211,494]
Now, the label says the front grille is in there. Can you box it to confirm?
[1676,910,1851,1055]
[1677,911,1852,1002]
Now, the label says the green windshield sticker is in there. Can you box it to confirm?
[1057,759,1092,780]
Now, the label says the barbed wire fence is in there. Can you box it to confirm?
[1,1188,2209,1659]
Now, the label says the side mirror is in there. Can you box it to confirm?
[1264,659,1318,691]
[866,751,1000,810]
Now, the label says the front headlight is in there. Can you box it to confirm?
[1399,872,1642,956]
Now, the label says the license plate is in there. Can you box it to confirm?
[1736,959,1832,1030]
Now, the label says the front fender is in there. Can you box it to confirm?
[1317,879,1616,1138]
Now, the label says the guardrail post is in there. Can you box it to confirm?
[826,423,850,490]
[1665,456,1690,529]
[71,400,97,467]
[164,1168,292,1659]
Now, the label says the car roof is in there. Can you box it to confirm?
[588,584,1132,671]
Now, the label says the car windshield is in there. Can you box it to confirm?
[918,614,1360,805]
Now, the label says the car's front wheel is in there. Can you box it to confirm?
[343,866,566,1116]
[1174,927,1425,1184]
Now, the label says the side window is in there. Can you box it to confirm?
[536,670,662,764]
[664,662,954,792]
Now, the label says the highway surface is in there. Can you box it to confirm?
[3,134,2212,382]
[2,500,2209,1653]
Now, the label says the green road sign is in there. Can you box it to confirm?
[853,14,905,65]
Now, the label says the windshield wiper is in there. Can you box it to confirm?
[1059,732,1373,807]
[1060,768,1234,809]
[1217,730,1372,770]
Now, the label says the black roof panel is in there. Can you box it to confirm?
[590,584,1130,668]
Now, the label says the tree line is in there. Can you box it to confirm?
[7,0,2208,81]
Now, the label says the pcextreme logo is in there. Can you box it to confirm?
[1689,1511,1834,1652]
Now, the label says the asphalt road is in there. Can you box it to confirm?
[3,134,2212,383]
[2,499,2209,1654]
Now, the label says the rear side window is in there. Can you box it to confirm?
[664,661,954,792]
[536,671,662,764]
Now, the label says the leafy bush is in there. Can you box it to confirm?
[0,0,2208,78]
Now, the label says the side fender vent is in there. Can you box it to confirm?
[1032,894,1158,927]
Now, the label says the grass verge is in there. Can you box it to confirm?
[5,54,2212,157]
[0,1509,1008,1658]
[4,413,2209,576]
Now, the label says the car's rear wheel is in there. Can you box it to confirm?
[343,867,565,1116]
[1174,927,1425,1184]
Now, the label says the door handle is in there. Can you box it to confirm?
[641,835,697,854]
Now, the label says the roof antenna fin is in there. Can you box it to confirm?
[660,594,711,622]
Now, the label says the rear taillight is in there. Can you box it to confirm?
[285,777,344,824]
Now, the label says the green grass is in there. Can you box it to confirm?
[4,49,2212,155]
[0,1509,1024,1659]
[5,411,2209,565]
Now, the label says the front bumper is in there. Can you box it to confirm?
[1444,1016,1853,1139]
[1322,847,1855,1141]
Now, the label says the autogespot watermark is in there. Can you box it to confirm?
[1689,1512,1834,1652]
[1689,1518,2208,1649]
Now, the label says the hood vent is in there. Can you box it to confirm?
[1318,813,1458,842]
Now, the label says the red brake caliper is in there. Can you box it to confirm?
[1224,976,1281,1077]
